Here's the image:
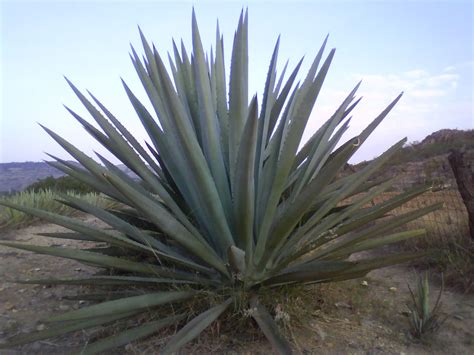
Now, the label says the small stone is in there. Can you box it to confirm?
[314,324,326,340]
[4,302,15,310]
[74,268,82,272]
[389,287,397,292]
[59,304,70,311]
[125,344,134,351]
[335,302,352,309]
[400,310,411,316]
[36,324,46,331]
[19,288,26,293]
[34,268,41,272]
[79,300,86,305]
[454,314,464,320]
[361,280,368,287]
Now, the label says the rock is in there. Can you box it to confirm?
[335,302,352,309]
[36,324,46,331]
[389,287,397,292]
[59,304,70,311]
[361,280,368,287]
[4,302,15,310]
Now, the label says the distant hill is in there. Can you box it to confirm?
[0,162,66,194]
[0,161,136,194]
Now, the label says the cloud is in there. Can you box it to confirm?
[303,65,470,162]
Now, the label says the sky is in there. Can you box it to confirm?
[1,0,473,164]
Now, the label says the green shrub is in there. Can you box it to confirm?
[0,10,440,354]
[0,189,111,228]
[25,175,98,194]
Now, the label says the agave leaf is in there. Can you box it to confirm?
[328,251,429,281]
[37,232,98,241]
[214,22,229,169]
[255,86,299,230]
[329,93,403,165]
[305,202,442,262]
[15,275,200,286]
[144,38,235,255]
[279,178,395,260]
[294,251,429,285]
[254,47,335,266]
[292,96,361,172]
[249,296,292,354]
[88,92,165,179]
[102,171,229,276]
[291,82,360,198]
[0,311,139,349]
[128,46,201,208]
[45,156,119,200]
[0,201,144,252]
[271,137,360,242]
[335,185,433,235]
[70,80,205,244]
[280,138,407,254]
[228,10,249,187]
[233,96,258,256]
[264,260,352,286]
[40,126,119,194]
[58,194,214,274]
[266,58,303,144]
[161,297,233,354]
[328,229,427,259]
[121,78,204,219]
[78,314,186,355]
[256,137,360,273]
[256,36,280,174]
[47,291,194,322]
[0,241,208,283]
[191,10,233,223]
[227,246,246,276]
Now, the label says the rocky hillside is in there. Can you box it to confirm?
[352,129,474,191]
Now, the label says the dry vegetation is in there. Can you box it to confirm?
[0,188,473,353]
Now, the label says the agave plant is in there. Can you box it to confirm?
[0,10,441,354]
[407,273,447,339]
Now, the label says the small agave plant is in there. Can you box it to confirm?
[0,10,441,354]
[407,273,447,339]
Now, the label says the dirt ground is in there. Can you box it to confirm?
[0,218,473,354]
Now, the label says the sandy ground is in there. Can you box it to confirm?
[0,219,473,354]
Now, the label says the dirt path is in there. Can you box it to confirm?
[1,221,473,354]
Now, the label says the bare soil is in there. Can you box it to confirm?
[1,219,473,354]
